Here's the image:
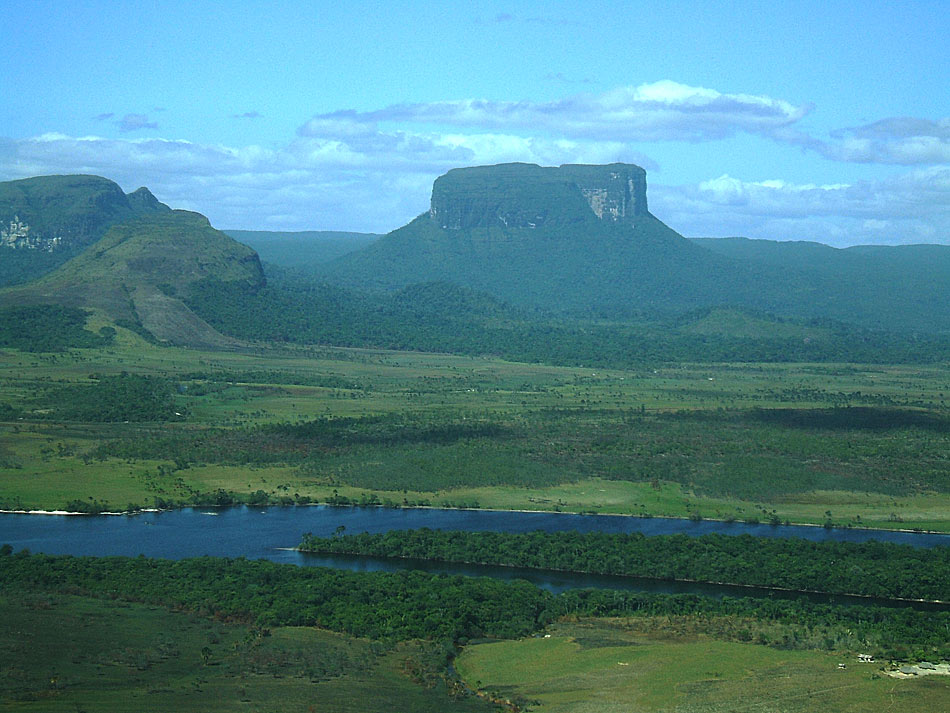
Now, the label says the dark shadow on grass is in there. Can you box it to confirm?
[750,406,950,433]
[660,406,950,433]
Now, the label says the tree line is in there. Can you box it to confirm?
[299,529,950,602]
[31,373,184,422]
[2,548,947,661]
[182,277,950,366]
[88,404,950,500]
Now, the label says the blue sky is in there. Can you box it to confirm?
[1,0,948,245]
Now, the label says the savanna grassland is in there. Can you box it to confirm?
[2,318,949,713]
[1,323,949,530]
[456,618,950,713]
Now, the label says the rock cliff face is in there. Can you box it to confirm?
[428,162,648,231]
[559,164,648,222]
[0,215,54,251]
[0,175,169,254]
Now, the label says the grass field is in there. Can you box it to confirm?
[2,326,950,529]
[456,619,950,712]
[0,590,490,713]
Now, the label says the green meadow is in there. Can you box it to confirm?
[456,619,950,713]
[2,326,949,530]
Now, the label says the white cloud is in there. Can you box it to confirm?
[744,116,950,167]
[2,80,947,243]
[695,175,854,208]
[303,80,811,142]
[0,132,481,231]
[2,128,947,244]
[0,118,651,231]
[653,166,950,245]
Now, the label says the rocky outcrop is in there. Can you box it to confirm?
[127,186,171,215]
[0,215,61,251]
[0,175,170,254]
[559,164,648,222]
[428,162,648,230]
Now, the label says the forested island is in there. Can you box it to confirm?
[299,529,950,603]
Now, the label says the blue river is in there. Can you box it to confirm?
[2,506,947,609]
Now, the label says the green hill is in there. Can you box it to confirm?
[0,174,171,286]
[0,175,265,347]
[27,212,261,346]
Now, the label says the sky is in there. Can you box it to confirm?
[1,0,948,246]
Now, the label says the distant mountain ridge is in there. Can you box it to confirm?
[323,162,950,333]
[225,229,379,269]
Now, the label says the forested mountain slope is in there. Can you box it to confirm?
[323,163,950,332]
[693,237,950,331]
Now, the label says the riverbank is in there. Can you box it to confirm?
[0,508,160,516]
[4,497,950,537]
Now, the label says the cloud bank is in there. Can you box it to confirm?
[0,81,947,243]
[823,117,950,164]
[653,166,950,245]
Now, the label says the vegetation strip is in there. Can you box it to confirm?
[2,549,947,662]
[299,529,950,603]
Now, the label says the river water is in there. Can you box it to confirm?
[2,506,947,609]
